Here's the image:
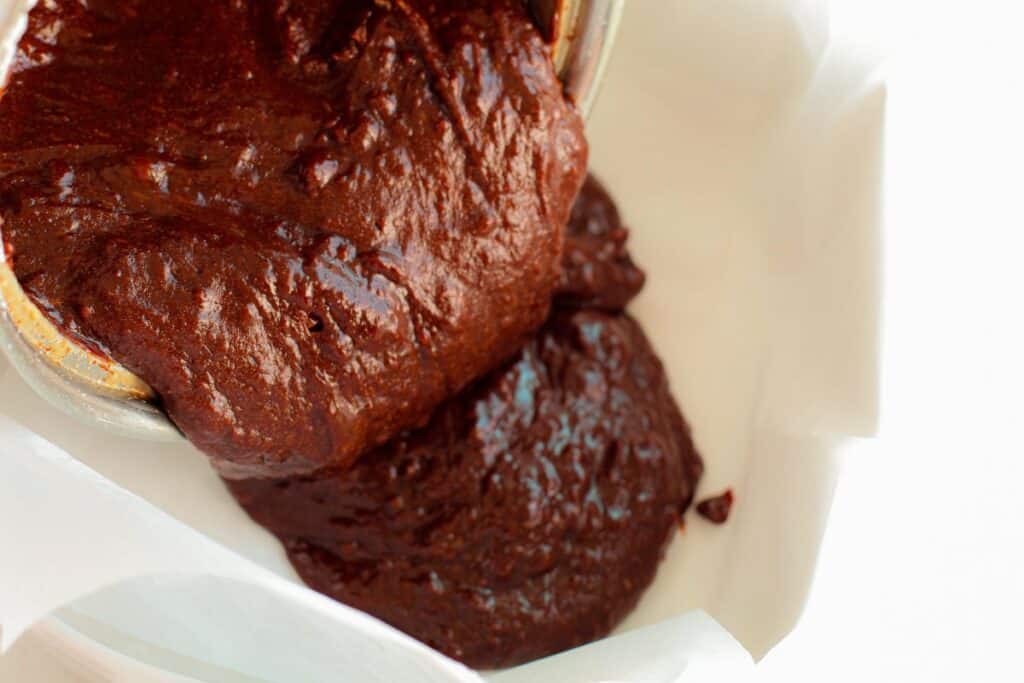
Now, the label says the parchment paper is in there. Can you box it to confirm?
[0,0,883,679]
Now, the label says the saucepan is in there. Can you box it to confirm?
[0,0,623,442]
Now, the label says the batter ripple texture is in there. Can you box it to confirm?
[228,177,703,668]
[0,0,586,477]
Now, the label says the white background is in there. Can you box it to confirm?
[760,0,1024,680]
[2,0,1023,681]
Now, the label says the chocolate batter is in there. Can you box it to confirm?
[696,489,734,524]
[556,175,645,311]
[1,0,703,667]
[0,0,586,477]
[228,181,703,668]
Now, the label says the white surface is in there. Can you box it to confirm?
[0,0,29,87]
[0,0,884,680]
[759,0,1024,680]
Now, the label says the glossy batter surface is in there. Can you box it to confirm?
[228,180,703,667]
[557,175,645,311]
[0,0,586,477]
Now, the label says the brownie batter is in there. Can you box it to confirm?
[0,0,586,477]
[696,489,734,524]
[556,175,645,311]
[228,183,703,668]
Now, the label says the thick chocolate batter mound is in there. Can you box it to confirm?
[557,175,645,311]
[0,0,586,477]
[230,311,702,668]
[228,184,703,668]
